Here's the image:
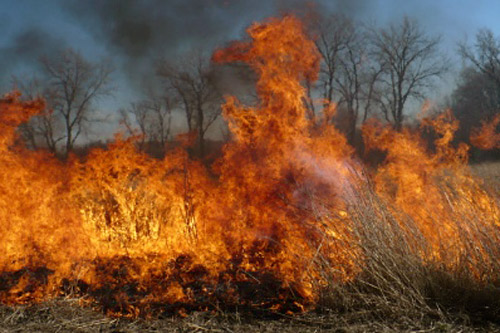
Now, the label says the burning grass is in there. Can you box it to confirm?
[0,15,499,330]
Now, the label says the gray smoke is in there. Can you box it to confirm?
[0,0,465,109]
[0,0,382,92]
[60,0,274,87]
[0,28,66,89]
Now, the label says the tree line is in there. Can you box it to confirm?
[13,14,500,159]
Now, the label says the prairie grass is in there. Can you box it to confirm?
[471,162,500,191]
[1,162,499,332]
[315,166,500,329]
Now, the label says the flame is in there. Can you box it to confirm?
[470,113,500,150]
[0,17,498,317]
[362,110,499,269]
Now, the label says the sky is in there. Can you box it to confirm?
[1,0,500,140]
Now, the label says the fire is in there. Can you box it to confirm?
[363,111,499,270]
[470,113,500,150]
[0,17,498,317]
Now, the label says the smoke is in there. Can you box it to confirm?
[0,0,473,123]
[59,0,271,88]
[0,0,384,94]
[59,0,378,88]
[64,1,252,56]
[0,28,66,89]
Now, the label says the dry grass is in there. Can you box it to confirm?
[1,298,498,332]
[314,165,500,331]
[1,162,499,332]
[471,161,500,190]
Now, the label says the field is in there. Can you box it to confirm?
[1,16,499,332]
[0,300,497,333]
[471,162,500,189]
[0,296,498,332]
[0,162,497,332]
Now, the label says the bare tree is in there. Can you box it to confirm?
[452,30,500,144]
[371,17,447,130]
[308,14,353,116]
[307,14,382,142]
[332,23,383,142]
[119,103,149,149]
[157,52,221,158]
[120,91,174,155]
[459,29,500,89]
[14,77,65,151]
[451,66,500,143]
[18,49,113,156]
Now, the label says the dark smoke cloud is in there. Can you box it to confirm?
[0,28,66,88]
[60,0,276,88]
[0,0,477,91]
[63,0,274,57]
[0,0,473,141]
[62,0,376,57]
[59,0,379,89]
[0,0,455,105]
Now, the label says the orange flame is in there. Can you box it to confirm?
[470,113,500,150]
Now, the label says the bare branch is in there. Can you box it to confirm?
[19,48,114,157]
[157,51,222,158]
[370,16,447,130]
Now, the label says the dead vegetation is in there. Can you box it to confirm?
[1,297,499,332]
[1,164,499,332]
[316,178,500,331]
[471,162,500,190]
